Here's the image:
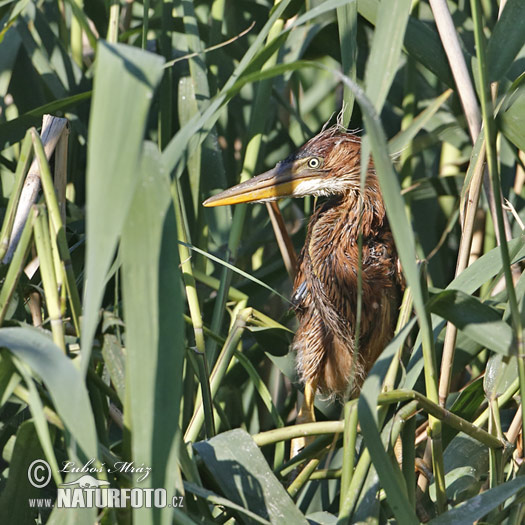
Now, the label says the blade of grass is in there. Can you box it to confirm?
[121,142,184,525]
[0,129,32,260]
[184,308,252,443]
[486,0,525,83]
[337,1,357,125]
[180,241,291,304]
[339,401,358,511]
[0,208,33,325]
[32,205,65,353]
[12,357,62,486]
[3,115,67,264]
[81,42,164,375]
[428,476,525,525]
[332,68,445,514]
[0,92,91,150]
[172,178,215,440]
[388,89,453,155]
[364,0,411,113]
[470,0,525,443]
[0,326,98,461]
[31,127,82,335]
[141,0,150,49]
[234,350,285,469]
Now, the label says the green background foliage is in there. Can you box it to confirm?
[0,0,524,523]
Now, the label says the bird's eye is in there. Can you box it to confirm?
[308,157,321,169]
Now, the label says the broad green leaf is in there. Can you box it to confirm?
[428,476,525,525]
[334,67,427,524]
[352,464,381,522]
[403,175,462,201]
[161,0,293,178]
[357,321,418,525]
[121,142,184,525]
[388,89,453,154]
[337,1,357,123]
[177,0,231,245]
[428,290,513,355]
[0,351,20,404]
[442,377,485,448]
[499,83,525,151]
[306,511,338,524]
[0,25,21,96]
[101,333,125,401]
[194,428,308,524]
[486,0,525,82]
[364,0,411,112]
[0,327,97,460]
[357,0,454,87]
[450,235,525,295]
[81,42,165,375]
[0,91,91,150]
[184,481,272,525]
[290,0,356,28]
[430,435,488,505]
[405,237,525,403]
[29,5,83,91]
[13,358,62,486]
[0,421,66,524]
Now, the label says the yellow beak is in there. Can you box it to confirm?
[203,163,319,207]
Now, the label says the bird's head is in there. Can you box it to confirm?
[203,129,368,207]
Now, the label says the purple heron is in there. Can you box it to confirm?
[204,128,403,423]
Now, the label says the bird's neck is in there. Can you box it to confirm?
[340,173,386,237]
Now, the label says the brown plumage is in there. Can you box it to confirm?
[204,128,403,401]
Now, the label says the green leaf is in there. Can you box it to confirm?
[336,66,424,524]
[101,334,125,401]
[428,290,513,355]
[0,327,97,459]
[0,91,91,150]
[194,429,308,524]
[450,235,525,295]
[430,435,488,505]
[486,0,525,82]
[184,481,272,525]
[0,24,21,95]
[337,1,357,123]
[402,175,462,201]
[358,0,454,87]
[161,0,293,178]
[442,377,485,448]
[45,505,97,525]
[13,358,62,486]
[81,42,165,375]
[499,83,525,151]
[306,511,338,524]
[15,6,67,98]
[388,89,453,154]
[121,142,184,525]
[358,321,418,525]
[405,235,525,391]
[0,421,65,524]
[428,476,525,525]
[364,0,411,112]
[0,351,20,404]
